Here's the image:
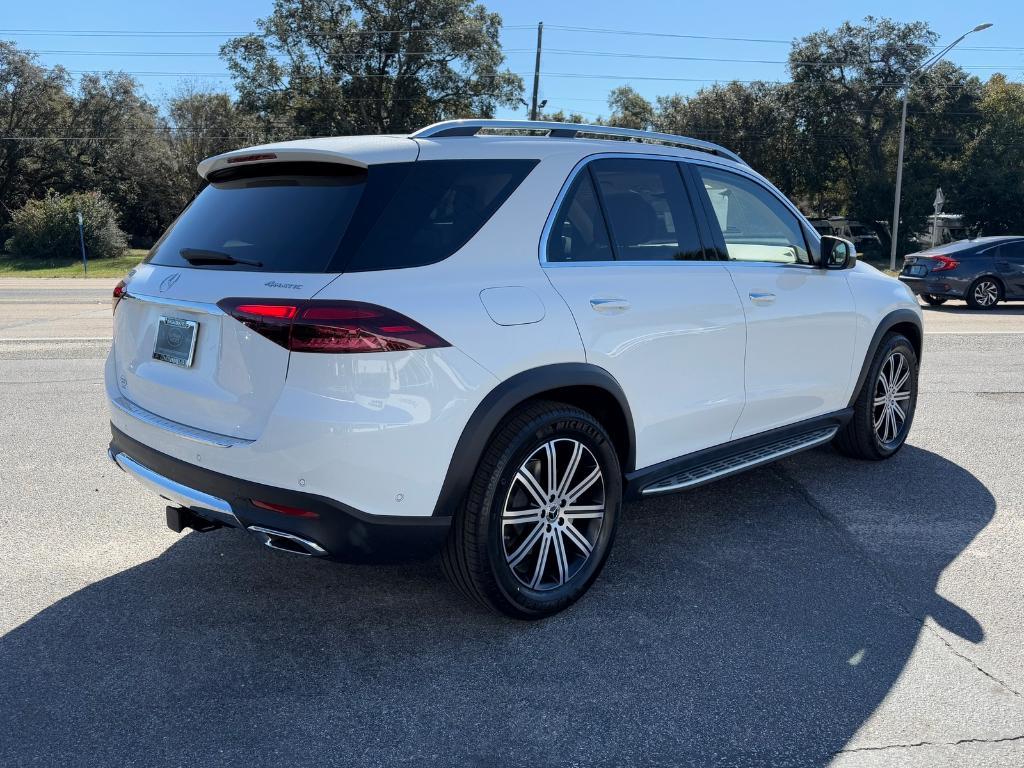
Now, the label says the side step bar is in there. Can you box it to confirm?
[640,426,839,496]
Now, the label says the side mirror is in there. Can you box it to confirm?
[819,235,856,270]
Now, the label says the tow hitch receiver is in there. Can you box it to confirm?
[166,505,223,534]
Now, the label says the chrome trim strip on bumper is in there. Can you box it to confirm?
[123,291,226,315]
[641,426,839,495]
[111,450,241,528]
[111,396,253,448]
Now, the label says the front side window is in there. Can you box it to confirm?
[998,241,1024,263]
[694,165,810,265]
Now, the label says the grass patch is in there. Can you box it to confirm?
[0,250,145,278]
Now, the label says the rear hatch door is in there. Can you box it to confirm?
[112,159,375,440]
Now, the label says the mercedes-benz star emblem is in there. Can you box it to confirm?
[159,273,181,293]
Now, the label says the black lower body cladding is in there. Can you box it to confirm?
[109,425,451,563]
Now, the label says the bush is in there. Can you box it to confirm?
[4,191,128,261]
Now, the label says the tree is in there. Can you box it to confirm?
[788,16,980,252]
[49,73,178,243]
[606,86,654,130]
[167,84,263,202]
[654,82,802,196]
[0,43,70,235]
[955,75,1024,234]
[221,0,523,137]
[537,109,587,124]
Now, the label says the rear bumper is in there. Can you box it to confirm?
[109,425,451,563]
[897,275,964,298]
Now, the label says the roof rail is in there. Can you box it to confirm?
[410,119,746,165]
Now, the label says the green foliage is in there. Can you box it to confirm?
[955,75,1024,234]
[221,0,524,136]
[0,14,1019,253]
[606,86,654,130]
[595,18,1004,255]
[167,84,265,202]
[0,43,72,234]
[654,82,802,195]
[538,109,588,124]
[4,191,127,261]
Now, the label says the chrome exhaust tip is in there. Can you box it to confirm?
[248,526,327,557]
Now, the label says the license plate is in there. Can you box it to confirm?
[906,265,927,277]
[153,316,198,367]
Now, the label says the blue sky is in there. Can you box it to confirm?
[4,0,1022,121]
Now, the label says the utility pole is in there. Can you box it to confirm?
[889,22,992,271]
[529,22,543,121]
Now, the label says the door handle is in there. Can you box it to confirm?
[590,298,631,314]
[748,292,776,305]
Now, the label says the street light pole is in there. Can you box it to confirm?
[888,22,992,271]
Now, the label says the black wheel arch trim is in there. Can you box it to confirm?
[431,363,636,517]
[848,308,923,409]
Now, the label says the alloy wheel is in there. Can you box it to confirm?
[501,438,605,591]
[873,351,912,446]
[973,280,999,307]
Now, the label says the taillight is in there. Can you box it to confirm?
[930,255,959,272]
[217,299,449,353]
[112,279,127,312]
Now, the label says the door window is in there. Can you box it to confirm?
[546,169,614,262]
[997,241,1024,263]
[590,158,705,261]
[693,165,810,265]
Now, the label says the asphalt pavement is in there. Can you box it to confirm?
[1,279,1023,767]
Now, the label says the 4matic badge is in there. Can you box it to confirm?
[265,280,304,290]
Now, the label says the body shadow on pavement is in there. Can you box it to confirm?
[0,445,994,767]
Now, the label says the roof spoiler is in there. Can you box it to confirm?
[197,146,370,181]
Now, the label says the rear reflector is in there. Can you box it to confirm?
[217,298,449,354]
[250,499,319,519]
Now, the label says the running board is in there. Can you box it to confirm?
[640,426,838,496]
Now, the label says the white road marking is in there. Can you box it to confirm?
[0,337,113,342]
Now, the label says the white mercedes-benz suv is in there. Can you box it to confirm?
[106,119,922,618]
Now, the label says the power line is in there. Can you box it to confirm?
[3,26,1022,53]
[0,25,537,38]
[32,48,1024,69]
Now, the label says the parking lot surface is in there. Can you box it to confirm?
[1,279,1023,766]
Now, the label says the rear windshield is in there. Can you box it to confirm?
[147,159,538,273]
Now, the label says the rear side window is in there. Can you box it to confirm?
[591,158,705,261]
[343,159,537,272]
[147,159,537,273]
